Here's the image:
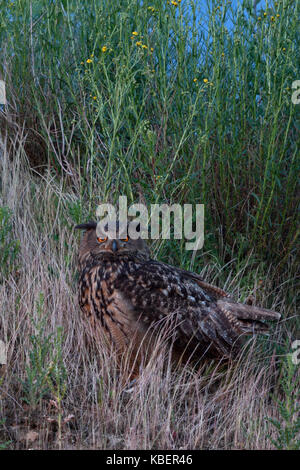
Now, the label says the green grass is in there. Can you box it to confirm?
[0,0,299,449]
[1,0,299,268]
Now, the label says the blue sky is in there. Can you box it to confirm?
[193,0,268,20]
[186,0,269,38]
[197,1,267,9]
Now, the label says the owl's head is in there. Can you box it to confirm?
[75,220,150,264]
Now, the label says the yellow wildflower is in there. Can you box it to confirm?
[276,14,280,18]
[142,44,148,49]
[102,46,107,52]
[93,96,97,100]
[203,78,208,83]
[86,58,92,63]
[258,16,261,20]
[263,11,267,16]
[132,31,138,36]
[90,54,94,58]
[282,47,286,51]
[136,41,142,46]
[271,16,275,21]
[193,78,197,82]
[150,47,154,52]
[171,1,178,6]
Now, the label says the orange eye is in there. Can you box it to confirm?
[97,236,107,243]
[121,236,129,242]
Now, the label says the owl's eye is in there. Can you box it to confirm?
[121,236,129,242]
[97,236,108,243]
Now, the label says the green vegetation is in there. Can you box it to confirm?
[267,353,300,450]
[0,0,298,449]
[0,206,20,280]
[21,293,67,413]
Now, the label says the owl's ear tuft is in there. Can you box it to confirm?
[75,221,97,231]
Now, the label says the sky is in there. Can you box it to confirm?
[199,0,267,9]
[194,0,268,17]
[185,0,269,40]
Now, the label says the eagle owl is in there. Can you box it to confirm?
[75,221,280,378]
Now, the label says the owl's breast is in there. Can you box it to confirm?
[78,262,136,348]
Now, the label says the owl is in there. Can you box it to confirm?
[75,220,280,379]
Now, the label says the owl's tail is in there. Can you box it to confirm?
[198,299,280,357]
[217,299,281,335]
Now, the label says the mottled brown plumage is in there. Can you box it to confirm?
[75,220,280,377]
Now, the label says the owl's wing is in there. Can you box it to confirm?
[161,262,231,300]
[115,260,280,359]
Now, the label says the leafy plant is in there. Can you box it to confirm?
[21,293,67,416]
[45,326,68,449]
[0,418,11,450]
[267,353,300,450]
[0,206,20,280]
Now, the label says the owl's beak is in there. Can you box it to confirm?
[111,240,118,252]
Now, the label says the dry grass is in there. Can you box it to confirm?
[0,130,298,450]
